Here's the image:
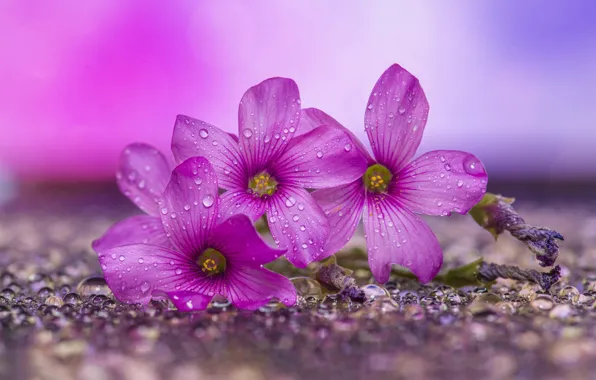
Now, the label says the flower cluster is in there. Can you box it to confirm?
[93,64,488,310]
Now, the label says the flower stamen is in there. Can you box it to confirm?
[249,172,278,197]
[363,164,393,193]
[196,248,226,276]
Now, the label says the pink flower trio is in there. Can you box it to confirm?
[93,63,488,310]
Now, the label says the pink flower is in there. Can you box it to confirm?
[311,64,488,283]
[94,156,296,310]
[172,78,367,267]
[92,143,172,253]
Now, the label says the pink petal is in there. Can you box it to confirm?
[116,143,170,215]
[160,157,218,255]
[92,215,171,253]
[225,266,297,310]
[394,150,488,216]
[312,180,365,257]
[166,291,213,311]
[209,214,285,265]
[272,125,368,189]
[218,190,266,222]
[363,194,443,283]
[364,64,429,173]
[171,115,247,190]
[297,108,374,163]
[267,187,329,268]
[238,77,301,172]
[98,244,197,305]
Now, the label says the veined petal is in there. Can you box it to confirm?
[272,125,368,189]
[92,215,170,253]
[160,157,218,255]
[394,150,488,216]
[98,244,197,305]
[364,64,429,173]
[171,115,247,190]
[218,190,267,222]
[225,266,297,310]
[209,214,285,265]
[363,194,443,283]
[116,143,170,215]
[312,180,365,257]
[297,108,373,163]
[166,291,213,311]
[267,187,329,268]
[238,77,301,171]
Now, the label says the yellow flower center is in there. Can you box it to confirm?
[196,248,226,276]
[248,172,278,197]
[363,164,393,193]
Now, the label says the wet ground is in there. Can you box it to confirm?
[1,183,596,380]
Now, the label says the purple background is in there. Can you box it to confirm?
[1,1,595,182]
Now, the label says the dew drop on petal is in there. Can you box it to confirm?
[161,207,168,215]
[457,180,464,188]
[194,178,203,185]
[285,197,297,207]
[398,106,406,115]
[175,268,182,275]
[119,255,125,262]
[183,204,191,211]
[444,163,451,171]
[202,195,215,208]
[463,155,486,177]
[199,129,209,139]
[316,151,324,158]
[243,129,253,138]
[344,144,352,152]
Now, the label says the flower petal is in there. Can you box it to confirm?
[218,190,267,222]
[272,125,368,189]
[160,157,218,255]
[98,244,197,305]
[209,214,285,265]
[92,215,170,253]
[297,108,374,163]
[225,266,297,310]
[171,115,247,190]
[166,291,213,311]
[363,194,443,283]
[116,143,170,215]
[238,77,301,171]
[312,180,365,257]
[267,187,329,268]
[393,150,488,216]
[364,64,429,173]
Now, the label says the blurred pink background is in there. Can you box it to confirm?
[1,1,595,183]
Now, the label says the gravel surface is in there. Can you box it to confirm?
[1,185,595,380]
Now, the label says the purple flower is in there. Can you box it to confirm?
[311,64,489,283]
[92,143,173,253]
[95,157,297,310]
[172,78,367,267]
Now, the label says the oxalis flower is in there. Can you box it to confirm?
[172,78,367,267]
[95,157,296,310]
[93,142,173,253]
[311,64,488,283]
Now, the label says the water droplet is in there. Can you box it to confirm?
[161,208,168,215]
[398,106,406,115]
[367,103,373,110]
[457,180,464,188]
[76,277,111,297]
[140,282,151,294]
[344,144,352,152]
[119,255,125,262]
[292,215,300,222]
[440,156,446,162]
[183,204,191,211]
[463,155,486,177]
[175,268,182,275]
[316,151,324,158]
[170,212,177,219]
[194,177,203,185]
[202,194,215,208]
[299,225,306,231]
[243,129,253,138]
[285,197,297,207]
[444,164,451,171]
[138,258,144,264]
[199,129,209,139]
[301,243,308,249]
